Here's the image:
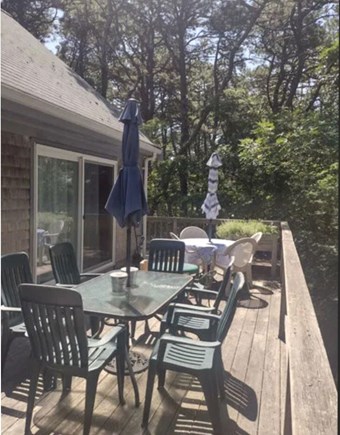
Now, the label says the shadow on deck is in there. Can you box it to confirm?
[1,266,284,435]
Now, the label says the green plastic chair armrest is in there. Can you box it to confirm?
[172,309,220,325]
[87,325,124,348]
[159,333,220,348]
[1,305,22,313]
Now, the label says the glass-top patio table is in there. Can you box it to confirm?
[76,270,192,321]
[75,270,192,406]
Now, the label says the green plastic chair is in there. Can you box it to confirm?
[138,239,187,337]
[148,238,185,273]
[1,252,32,374]
[168,267,242,342]
[141,272,245,433]
[160,257,235,336]
[19,284,129,435]
[49,242,104,337]
[49,242,102,285]
[182,262,199,275]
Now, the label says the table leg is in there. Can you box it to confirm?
[106,320,149,373]
[124,345,140,407]
[105,321,146,407]
[105,348,149,374]
[111,347,140,407]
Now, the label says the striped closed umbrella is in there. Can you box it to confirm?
[201,152,222,241]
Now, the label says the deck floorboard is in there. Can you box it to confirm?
[1,275,284,435]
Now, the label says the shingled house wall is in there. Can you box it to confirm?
[1,132,32,256]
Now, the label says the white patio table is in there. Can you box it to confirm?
[182,238,234,271]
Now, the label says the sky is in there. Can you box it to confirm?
[45,38,59,54]
[44,8,64,54]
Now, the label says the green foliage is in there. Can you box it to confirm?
[216,220,278,239]
[37,212,70,229]
[237,106,338,317]
[238,108,338,227]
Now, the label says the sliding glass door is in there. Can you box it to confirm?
[83,162,114,269]
[36,145,115,283]
[37,155,79,282]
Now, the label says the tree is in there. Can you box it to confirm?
[1,0,61,42]
[59,0,120,97]
[250,0,338,112]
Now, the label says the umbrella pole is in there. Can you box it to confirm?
[126,223,131,287]
[208,219,212,242]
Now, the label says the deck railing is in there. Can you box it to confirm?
[146,216,337,434]
[280,221,337,434]
[146,216,280,277]
[146,216,281,240]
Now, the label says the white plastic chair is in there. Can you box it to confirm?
[179,226,208,239]
[216,237,257,287]
[249,232,262,265]
[46,220,65,244]
[42,219,65,263]
[169,232,180,240]
[251,232,263,244]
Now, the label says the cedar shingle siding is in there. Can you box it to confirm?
[1,132,32,254]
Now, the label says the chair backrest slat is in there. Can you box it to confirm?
[49,242,81,284]
[25,302,45,359]
[1,252,33,326]
[43,304,58,362]
[216,272,245,342]
[19,284,88,369]
[148,239,185,274]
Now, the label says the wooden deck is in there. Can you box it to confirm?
[1,269,286,435]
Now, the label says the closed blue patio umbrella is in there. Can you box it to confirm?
[201,152,222,241]
[105,98,148,287]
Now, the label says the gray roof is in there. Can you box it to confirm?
[1,10,160,157]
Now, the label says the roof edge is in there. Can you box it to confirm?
[1,84,161,155]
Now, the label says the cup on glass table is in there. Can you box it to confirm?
[120,266,138,287]
[110,271,128,293]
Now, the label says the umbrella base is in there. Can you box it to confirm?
[105,350,148,375]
